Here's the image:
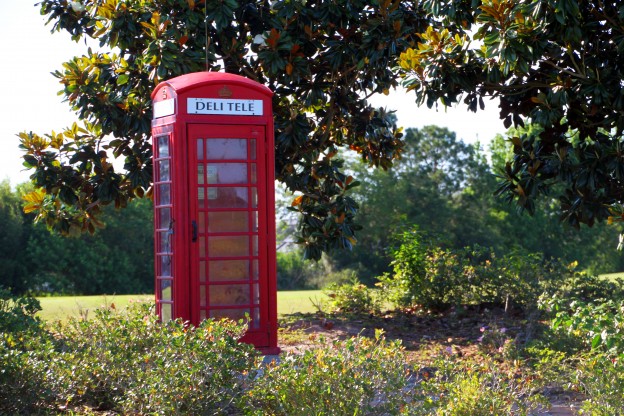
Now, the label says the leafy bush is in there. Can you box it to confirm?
[0,289,53,414]
[46,302,257,414]
[379,227,600,312]
[577,354,624,415]
[242,331,412,415]
[277,250,357,290]
[277,250,323,290]
[409,357,546,415]
[546,270,624,303]
[543,297,624,355]
[379,228,428,308]
[323,277,382,315]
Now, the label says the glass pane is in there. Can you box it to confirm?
[161,303,172,322]
[208,211,249,232]
[209,260,250,281]
[198,164,205,185]
[209,284,250,306]
[251,211,258,232]
[210,308,249,322]
[199,261,206,282]
[197,138,204,160]
[206,138,247,159]
[207,163,247,184]
[253,235,259,256]
[160,256,171,277]
[250,139,256,160]
[252,260,259,279]
[158,208,171,229]
[199,236,206,257]
[160,279,172,301]
[200,285,206,307]
[251,163,257,184]
[158,230,173,253]
[253,283,259,303]
[158,183,171,205]
[252,307,260,328]
[208,236,249,257]
[158,160,170,181]
[200,310,207,321]
[157,136,169,157]
[198,188,205,208]
[206,187,248,208]
[199,211,205,231]
[251,188,258,208]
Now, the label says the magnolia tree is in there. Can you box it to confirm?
[21,0,624,259]
[397,0,624,229]
[22,0,426,259]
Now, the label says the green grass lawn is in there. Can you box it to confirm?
[599,271,624,282]
[37,290,325,322]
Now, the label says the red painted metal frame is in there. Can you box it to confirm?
[151,72,279,354]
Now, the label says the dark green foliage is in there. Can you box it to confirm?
[276,250,323,290]
[0,181,29,293]
[23,198,154,295]
[0,186,153,296]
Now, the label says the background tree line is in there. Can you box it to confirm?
[2,124,623,295]
[0,181,153,295]
[279,124,624,288]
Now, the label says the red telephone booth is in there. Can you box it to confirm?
[151,72,279,354]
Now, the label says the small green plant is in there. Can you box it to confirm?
[323,277,381,315]
[476,325,517,359]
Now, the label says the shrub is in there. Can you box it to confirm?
[0,288,44,334]
[379,227,428,309]
[0,289,53,414]
[277,250,322,290]
[323,277,382,315]
[242,331,412,415]
[379,227,597,312]
[542,297,624,355]
[577,354,624,415]
[410,357,546,415]
[46,302,257,414]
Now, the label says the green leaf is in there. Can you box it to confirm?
[117,74,129,86]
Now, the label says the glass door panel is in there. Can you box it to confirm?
[189,125,266,333]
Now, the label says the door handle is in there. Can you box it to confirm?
[192,220,198,242]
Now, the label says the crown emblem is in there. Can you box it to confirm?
[218,86,233,98]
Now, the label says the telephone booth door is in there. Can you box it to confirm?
[188,124,270,346]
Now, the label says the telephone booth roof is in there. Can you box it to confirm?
[151,72,273,100]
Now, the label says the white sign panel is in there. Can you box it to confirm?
[187,98,263,116]
[153,98,175,119]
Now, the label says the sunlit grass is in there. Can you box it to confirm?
[599,272,624,282]
[37,290,326,322]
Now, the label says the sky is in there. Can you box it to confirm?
[0,1,506,187]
